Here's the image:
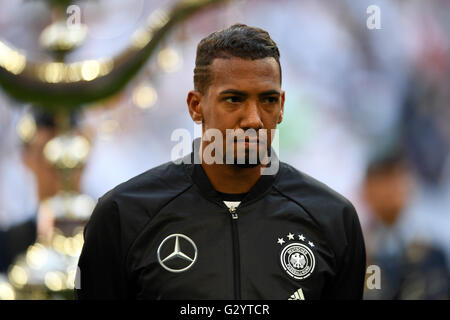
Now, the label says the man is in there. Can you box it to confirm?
[362,150,449,299]
[0,108,39,273]
[76,24,366,299]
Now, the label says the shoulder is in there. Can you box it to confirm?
[274,162,359,237]
[85,160,194,249]
[105,159,193,216]
[114,159,193,198]
[275,161,354,210]
[274,162,365,266]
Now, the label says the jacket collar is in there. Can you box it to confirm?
[186,138,281,205]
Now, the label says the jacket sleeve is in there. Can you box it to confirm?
[75,193,129,299]
[322,203,367,299]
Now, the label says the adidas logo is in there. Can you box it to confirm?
[288,288,305,300]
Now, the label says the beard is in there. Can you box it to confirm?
[227,141,271,168]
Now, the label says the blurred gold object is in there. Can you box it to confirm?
[26,243,48,270]
[36,59,114,83]
[39,21,88,53]
[0,275,16,300]
[44,271,66,291]
[8,228,86,299]
[0,283,16,300]
[133,83,158,109]
[131,29,154,50]
[43,134,90,169]
[51,228,84,257]
[0,41,26,75]
[0,0,224,109]
[17,113,37,143]
[11,117,93,298]
[65,267,77,290]
[157,48,182,73]
[43,62,65,83]
[52,232,67,254]
[8,265,28,288]
[41,191,95,220]
[147,9,170,30]
[81,60,100,81]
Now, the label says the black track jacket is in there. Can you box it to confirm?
[76,144,366,300]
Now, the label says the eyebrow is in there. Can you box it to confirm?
[219,89,281,96]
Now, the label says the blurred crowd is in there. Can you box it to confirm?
[0,0,449,299]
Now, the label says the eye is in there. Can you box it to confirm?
[262,96,278,103]
[224,96,242,103]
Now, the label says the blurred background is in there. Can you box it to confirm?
[0,0,449,300]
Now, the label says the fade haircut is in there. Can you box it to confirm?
[193,23,281,94]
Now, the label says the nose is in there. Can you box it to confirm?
[240,100,263,131]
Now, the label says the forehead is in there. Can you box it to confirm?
[208,57,280,92]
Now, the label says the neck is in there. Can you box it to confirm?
[198,142,263,193]
[196,137,274,193]
[201,162,262,194]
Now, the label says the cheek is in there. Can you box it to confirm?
[205,104,236,127]
[204,109,225,128]
[261,113,280,131]
[203,109,233,139]
[201,102,217,126]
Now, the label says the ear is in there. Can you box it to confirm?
[277,90,285,124]
[187,90,203,124]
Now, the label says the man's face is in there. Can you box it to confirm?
[188,57,285,166]
[363,165,414,226]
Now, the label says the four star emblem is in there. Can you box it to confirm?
[278,233,315,248]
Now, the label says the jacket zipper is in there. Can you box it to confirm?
[228,206,241,300]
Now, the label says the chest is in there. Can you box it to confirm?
[127,198,337,299]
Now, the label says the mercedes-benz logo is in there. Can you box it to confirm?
[157,233,198,273]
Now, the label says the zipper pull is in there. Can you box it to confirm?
[229,206,238,219]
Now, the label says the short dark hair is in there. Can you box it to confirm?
[193,23,281,94]
[365,148,409,178]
